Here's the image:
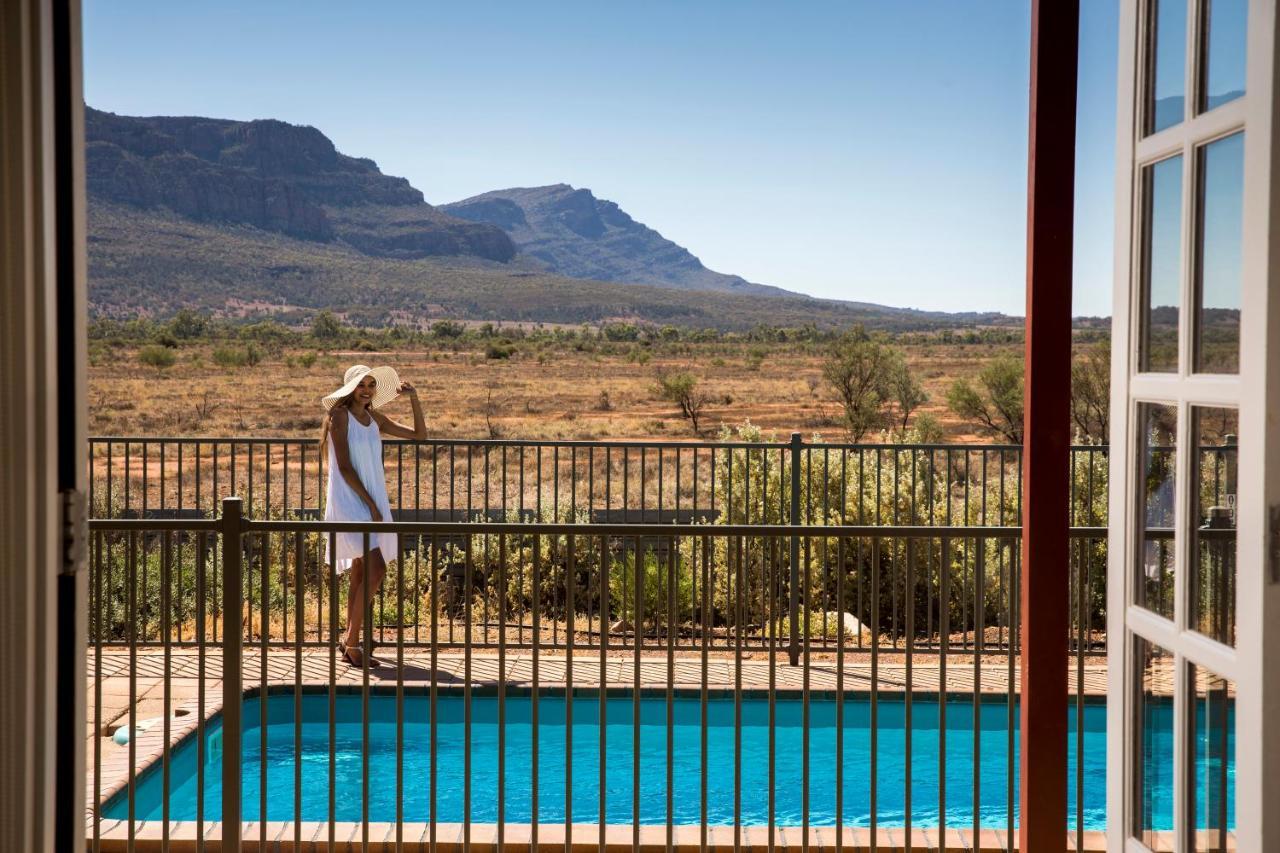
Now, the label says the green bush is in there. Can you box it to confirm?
[138,345,176,369]
[212,344,262,368]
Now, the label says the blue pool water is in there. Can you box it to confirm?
[102,692,1226,830]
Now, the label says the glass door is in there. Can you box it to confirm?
[1109,1,1278,850]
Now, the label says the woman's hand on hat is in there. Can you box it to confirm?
[396,380,417,399]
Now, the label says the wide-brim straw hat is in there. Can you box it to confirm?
[322,364,401,411]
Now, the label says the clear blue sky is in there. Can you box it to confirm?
[83,1,1119,317]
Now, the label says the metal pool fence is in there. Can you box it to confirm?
[88,436,1118,529]
[85,436,1237,850]
[87,499,1138,852]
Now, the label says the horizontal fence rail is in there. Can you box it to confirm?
[83,502,1220,852]
[89,436,1125,528]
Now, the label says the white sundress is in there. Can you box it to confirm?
[324,410,397,573]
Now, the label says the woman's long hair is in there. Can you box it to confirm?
[318,392,355,454]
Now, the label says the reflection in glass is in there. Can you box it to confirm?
[1189,666,1236,851]
[1192,408,1237,645]
[1141,157,1182,373]
[1147,0,1187,133]
[1134,640,1175,844]
[1200,0,1247,112]
[1195,133,1244,373]
[1136,404,1177,619]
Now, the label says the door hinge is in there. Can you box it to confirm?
[60,488,86,577]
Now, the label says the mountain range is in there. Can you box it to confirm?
[84,107,1011,331]
[441,185,787,296]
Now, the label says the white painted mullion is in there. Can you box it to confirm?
[1110,3,1143,849]
[1174,628,1239,683]
[1128,374,1183,399]
[1130,374,1239,405]
[1173,648,1188,853]
[1229,2,1280,850]
[1182,0,1198,130]
[1173,401,1191,634]
[1125,603,1179,649]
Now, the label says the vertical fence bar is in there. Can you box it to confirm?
[430,535,439,853]
[128,532,136,849]
[258,532,268,848]
[197,530,208,853]
[599,533,609,849]
[564,533,575,853]
[788,433,801,666]
[327,532,336,852]
[530,534,539,851]
[497,531,506,849]
[162,531,172,851]
[633,535,642,852]
[870,536,880,853]
[220,498,244,852]
[293,532,303,850]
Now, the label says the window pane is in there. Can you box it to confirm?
[1136,403,1177,619]
[1134,639,1175,845]
[1194,133,1244,373]
[1140,157,1183,373]
[1192,408,1237,645]
[1199,0,1247,112]
[1147,0,1187,134]
[1188,666,1235,851]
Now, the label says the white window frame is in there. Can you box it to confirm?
[1109,1,1280,851]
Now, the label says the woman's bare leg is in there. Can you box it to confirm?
[343,548,388,650]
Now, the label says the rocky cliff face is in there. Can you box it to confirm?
[85,108,515,261]
[442,184,792,296]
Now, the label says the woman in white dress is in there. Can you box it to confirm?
[319,364,427,667]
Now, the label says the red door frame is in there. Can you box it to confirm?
[1020,1,1078,850]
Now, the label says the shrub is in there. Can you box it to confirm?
[310,310,345,340]
[431,320,466,339]
[167,309,209,340]
[608,547,695,631]
[655,366,711,433]
[485,343,514,360]
[137,345,176,370]
[212,344,262,368]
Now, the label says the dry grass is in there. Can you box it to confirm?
[90,342,1014,442]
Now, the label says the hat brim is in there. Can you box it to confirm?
[322,365,401,411]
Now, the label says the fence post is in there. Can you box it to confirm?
[220,497,244,852]
[789,432,801,667]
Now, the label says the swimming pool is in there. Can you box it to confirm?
[101,691,1215,830]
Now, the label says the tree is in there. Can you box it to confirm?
[1071,340,1110,443]
[655,367,711,433]
[887,353,928,434]
[947,355,1025,443]
[167,308,208,340]
[431,319,465,339]
[822,327,896,441]
[310,310,344,340]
